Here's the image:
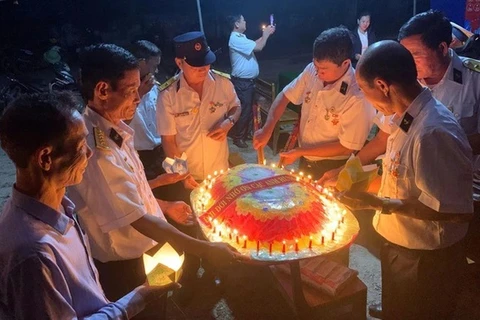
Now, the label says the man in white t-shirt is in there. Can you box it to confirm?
[227,14,275,148]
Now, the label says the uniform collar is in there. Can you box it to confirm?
[391,88,432,132]
[321,65,356,95]
[10,186,75,235]
[231,31,245,37]
[84,106,134,143]
[422,49,463,89]
[178,71,215,93]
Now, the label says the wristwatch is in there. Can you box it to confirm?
[380,197,393,215]
[226,115,235,125]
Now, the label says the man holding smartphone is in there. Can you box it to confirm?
[227,14,275,148]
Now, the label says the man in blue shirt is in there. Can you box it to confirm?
[0,92,175,319]
[227,14,275,148]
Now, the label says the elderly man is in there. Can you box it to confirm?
[0,92,175,319]
[254,27,375,179]
[341,40,473,319]
[68,44,243,308]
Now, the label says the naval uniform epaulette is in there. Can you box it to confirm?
[211,69,231,80]
[463,58,480,73]
[158,74,180,91]
[93,127,110,151]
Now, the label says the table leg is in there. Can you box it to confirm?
[289,261,310,319]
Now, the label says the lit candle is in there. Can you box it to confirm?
[341,216,345,224]
[256,241,260,254]
[295,239,299,253]
[214,170,218,176]
[234,229,239,244]
[271,163,276,168]
[228,228,232,240]
[220,169,224,174]
[269,243,273,255]
[331,231,335,241]
[243,236,247,248]
[263,159,267,166]
[282,241,286,254]
[309,236,313,250]
[212,219,218,233]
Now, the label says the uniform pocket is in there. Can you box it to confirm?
[458,102,478,135]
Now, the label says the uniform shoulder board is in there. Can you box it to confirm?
[463,58,480,73]
[158,74,180,91]
[93,127,110,151]
[211,69,231,80]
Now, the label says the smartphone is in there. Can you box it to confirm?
[270,14,275,26]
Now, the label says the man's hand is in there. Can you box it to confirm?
[163,201,195,226]
[203,242,250,268]
[317,165,344,187]
[136,282,181,304]
[337,190,382,211]
[183,175,199,189]
[263,25,275,37]
[253,127,272,150]
[139,73,155,98]
[149,172,190,189]
[207,120,233,141]
[279,149,300,165]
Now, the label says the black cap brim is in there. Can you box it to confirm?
[187,50,216,67]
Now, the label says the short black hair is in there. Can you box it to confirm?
[313,27,353,65]
[358,11,371,20]
[129,40,162,60]
[227,14,243,30]
[398,10,452,50]
[0,91,81,168]
[79,44,139,102]
[357,40,417,88]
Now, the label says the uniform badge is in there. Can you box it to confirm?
[340,81,348,95]
[93,127,109,151]
[399,112,414,133]
[209,101,224,113]
[194,42,202,51]
[304,91,312,104]
[463,58,480,73]
[453,68,463,84]
[174,111,190,118]
[389,151,401,178]
[325,106,335,121]
[109,128,123,148]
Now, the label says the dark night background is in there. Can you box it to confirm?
[0,0,431,75]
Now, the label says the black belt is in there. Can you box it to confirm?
[231,76,256,82]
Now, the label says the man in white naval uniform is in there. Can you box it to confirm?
[254,27,375,179]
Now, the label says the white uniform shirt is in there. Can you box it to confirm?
[229,31,259,79]
[377,50,480,191]
[157,72,240,180]
[69,107,165,262]
[129,86,162,151]
[283,63,375,161]
[374,89,473,250]
[358,30,369,54]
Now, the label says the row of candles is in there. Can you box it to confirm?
[196,161,349,255]
[208,210,347,255]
